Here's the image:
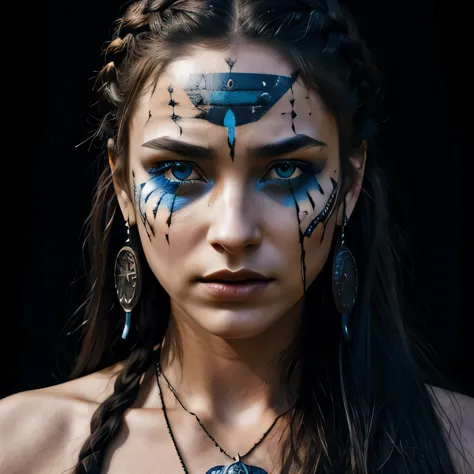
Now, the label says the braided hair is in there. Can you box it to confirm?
[68,1,460,473]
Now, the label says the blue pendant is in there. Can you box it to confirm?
[206,460,268,474]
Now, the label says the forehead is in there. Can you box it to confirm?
[131,41,334,145]
[168,41,295,78]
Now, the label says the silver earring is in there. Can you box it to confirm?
[114,220,142,339]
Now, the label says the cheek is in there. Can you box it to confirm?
[263,197,336,285]
[137,202,203,293]
[303,214,336,283]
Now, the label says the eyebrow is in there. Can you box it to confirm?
[142,134,327,160]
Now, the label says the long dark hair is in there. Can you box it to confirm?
[66,1,460,472]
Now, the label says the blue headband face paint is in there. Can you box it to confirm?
[183,71,298,161]
[184,72,297,125]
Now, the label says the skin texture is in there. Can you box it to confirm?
[109,41,365,440]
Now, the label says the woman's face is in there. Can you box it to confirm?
[112,41,359,339]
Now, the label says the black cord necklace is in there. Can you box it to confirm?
[154,355,293,474]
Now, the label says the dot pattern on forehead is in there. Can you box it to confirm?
[280,70,300,134]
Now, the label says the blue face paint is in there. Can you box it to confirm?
[184,72,297,126]
[256,160,324,207]
[134,163,214,243]
[223,109,236,160]
[183,71,298,160]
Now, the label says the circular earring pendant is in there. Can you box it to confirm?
[332,245,358,316]
[114,246,142,312]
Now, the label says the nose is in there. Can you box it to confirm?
[206,179,262,255]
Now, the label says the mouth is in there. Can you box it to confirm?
[198,278,274,284]
[195,279,274,300]
[197,268,274,283]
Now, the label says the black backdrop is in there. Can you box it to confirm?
[12,1,469,399]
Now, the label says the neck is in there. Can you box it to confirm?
[157,300,303,425]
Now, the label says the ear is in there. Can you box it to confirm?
[108,138,137,226]
[336,140,367,225]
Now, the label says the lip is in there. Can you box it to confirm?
[195,280,273,301]
[199,268,271,283]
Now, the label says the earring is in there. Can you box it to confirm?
[114,220,142,339]
[332,211,358,341]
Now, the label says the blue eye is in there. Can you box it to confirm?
[269,162,301,180]
[260,160,321,183]
[147,161,206,184]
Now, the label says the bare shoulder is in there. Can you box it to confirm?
[427,384,474,474]
[0,361,125,474]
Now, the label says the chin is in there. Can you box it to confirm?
[193,307,281,340]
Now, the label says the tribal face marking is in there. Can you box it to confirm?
[168,85,183,136]
[225,55,236,72]
[280,70,300,134]
[133,165,215,244]
[183,71,298,161]
[255,162,339,292]
[145,110,152,127]
[290,177,339,293]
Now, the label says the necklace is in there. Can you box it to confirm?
[154,353,293,474]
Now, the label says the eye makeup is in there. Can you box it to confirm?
[133,168,214,243]
[135,154,331,238]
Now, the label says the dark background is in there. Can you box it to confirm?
[11,1,469,399]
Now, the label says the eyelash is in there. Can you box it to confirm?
[147,160,322,184]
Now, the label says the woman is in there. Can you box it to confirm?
[1,0,472,473]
